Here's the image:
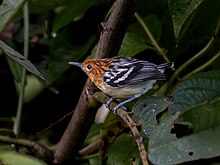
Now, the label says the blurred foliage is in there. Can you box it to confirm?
[0,151,47,165]
[1,0,220,164]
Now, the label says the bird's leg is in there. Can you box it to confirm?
[105,97,114,109]
[111,94,140,115]
[105,97,127,111]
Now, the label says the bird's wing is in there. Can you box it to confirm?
[103,58,165,87]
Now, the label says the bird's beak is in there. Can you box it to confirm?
[68,61,82,68]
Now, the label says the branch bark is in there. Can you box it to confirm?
[54,0,138,163]
[96,0,138,57]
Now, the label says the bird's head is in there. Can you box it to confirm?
[69,58,112,81]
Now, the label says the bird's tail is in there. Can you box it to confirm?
[158,62,174,69]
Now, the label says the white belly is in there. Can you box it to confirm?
[101,80,156,98]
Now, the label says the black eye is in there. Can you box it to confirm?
[87,64,92,70]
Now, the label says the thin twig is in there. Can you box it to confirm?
[93,92,148,165]
[117,109,148,165]
[36,110,74,135]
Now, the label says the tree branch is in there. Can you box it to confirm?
[0,135,53,163]
[54,0,138,163]
[96,0,138,57]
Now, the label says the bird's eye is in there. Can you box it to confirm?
[86,64,92,71]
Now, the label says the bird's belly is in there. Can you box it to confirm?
[101,80,156,98]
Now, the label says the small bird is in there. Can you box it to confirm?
[69,57,173,114]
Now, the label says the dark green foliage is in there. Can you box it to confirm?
[1,0,220,164]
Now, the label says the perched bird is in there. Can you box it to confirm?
[69,57,173,114]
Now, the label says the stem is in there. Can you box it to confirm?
[169,37,214,84]
[134,12,170,63]
[13,1,29,137]
[167,18,220,93]
[182,51,220,80]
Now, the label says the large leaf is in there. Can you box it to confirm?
[0,0,25,32]
[52,0,97,32]
[119,32,149,57]
[168,0,204,40]
[148,111,220,165]
[129,14,162,44]
[148,113,178,150]
[181,97,220,133]
[132,96,172,137]
[165,0,220,60]
[169,70,220,114]
[0,40,46,82]
[149,124,220,164]
[148,71,220,164]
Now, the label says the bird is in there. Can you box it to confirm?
[69,57,173,115]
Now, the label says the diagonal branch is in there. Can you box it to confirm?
[54,0,138,163]
[96,0,138,57]
[93,92,148,165]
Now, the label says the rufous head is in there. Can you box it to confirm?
[69,58,111,81]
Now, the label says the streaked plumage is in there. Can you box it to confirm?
[69,57,173,114]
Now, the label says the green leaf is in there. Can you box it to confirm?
[52,0,97,32]
[168,0,204,40]
[108,134,141,165]
[149,99,220,165]
[148,113,179,150]
[119,32,149,57]
[149,123,220,165]
[169,71,220,114]
[0,40,46,82]
[146,70,220,165]
[142,15,162,42]
[129,14,162,44]
[160,10,176,51]
[132,96,172,137]
[23,75,45,103]
[84,123,102,144]
[181,97,220,133]
[0,0,25,32]
[0,152,47,165]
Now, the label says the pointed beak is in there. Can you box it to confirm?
[68,61,82,68]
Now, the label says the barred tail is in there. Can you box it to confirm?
[158,62,174,69]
